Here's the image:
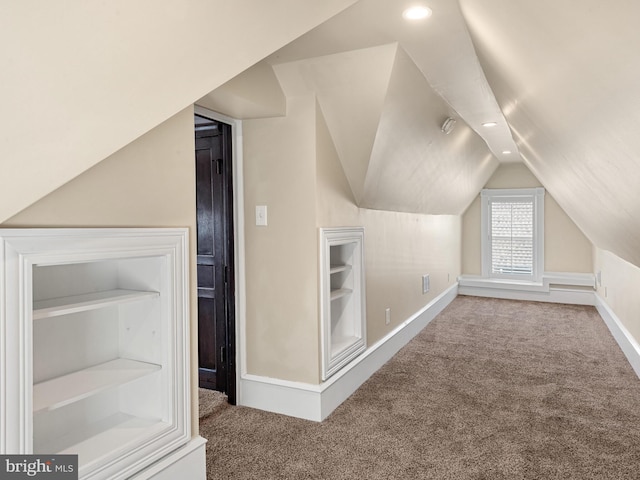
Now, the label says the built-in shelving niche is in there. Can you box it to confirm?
[319,227,366,381]
[0,228,190,480]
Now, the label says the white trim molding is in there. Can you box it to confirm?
[0,228,193,478]
[238,281,640,420]
[194,105,246,406]
[595,294,640,379]
[481,187,545,282]
[132,436,207,480]
[458,272,596,306]
[239,283,458,421]
[319,227,366,381]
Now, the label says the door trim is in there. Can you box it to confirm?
[194,105,245,406]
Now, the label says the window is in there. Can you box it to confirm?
[481,188,544,282]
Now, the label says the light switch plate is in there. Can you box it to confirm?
[255,205,267,226]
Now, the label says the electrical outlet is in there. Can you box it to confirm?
[385,308,391,325]
[422,274,430,294]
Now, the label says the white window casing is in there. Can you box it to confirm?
[481,188,545,282]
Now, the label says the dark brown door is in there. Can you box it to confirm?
[195,114,235,403]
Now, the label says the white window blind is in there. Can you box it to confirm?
[490,200,534,275]
[481,188,544,282]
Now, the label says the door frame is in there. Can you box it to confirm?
[194,105,245,405]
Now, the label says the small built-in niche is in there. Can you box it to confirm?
[319,227,366,380]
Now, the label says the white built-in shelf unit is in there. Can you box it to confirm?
[319,227,366,380]
[0,228,190,480]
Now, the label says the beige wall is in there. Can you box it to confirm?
[243,96,320,384]
[241,96,461,385]
[594,247,640,346]
[316,101,461,347]
[461,163,593,275]
[356,211,460,345]
[2,106,200,435]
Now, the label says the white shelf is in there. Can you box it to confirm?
[330,288,352,301]
[1,228,191,479]
[35,412,170,466]
[33,289,159,320]
[330,264,351,275]
[33,358,161,414]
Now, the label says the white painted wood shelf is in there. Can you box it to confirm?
[34,412,169,467]
[1,228,192,479]
[329,264,351,275]
[330,288,352,301]
[33,289,159,320]
[33,358,161,414]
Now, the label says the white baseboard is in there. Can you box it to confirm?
[458,285,596,305]
[458,272,596,306]
[239,375,323,421]
[132,436,207,480]
[595,294,640,379]
[239,283,459,421]
[239,283,640,422]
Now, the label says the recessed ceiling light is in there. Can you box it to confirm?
[402,6,432,20]
[502,150,512,154]
[482,122,498,127]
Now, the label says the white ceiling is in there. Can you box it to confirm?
[459,0,640,267]
[199,0,640,267]
[265,0,520,163]
[200,0,510,214]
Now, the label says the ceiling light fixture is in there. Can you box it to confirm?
[402,6,432,20]
[482,122,498,127]
[502,150,512,154]
[441,117,456,135]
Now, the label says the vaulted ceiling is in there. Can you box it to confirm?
[5,1,636,268]
[460,0,640,268]
[199,0,640,268]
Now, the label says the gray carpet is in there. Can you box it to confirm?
[200,296,640,479]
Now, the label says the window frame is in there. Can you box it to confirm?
[481,187,545,282]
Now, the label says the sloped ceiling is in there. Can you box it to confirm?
[273,44,397,206]
[269,42,497,215]
[206,0,640,268]
[198,61,287,119]
[0,0,356,224]
[459,0,640,267]
[208,0,510,215]
[265,0,520,163]
[361,46,495,214]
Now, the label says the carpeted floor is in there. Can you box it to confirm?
[199,388,228,420]
[200,296,640,479]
